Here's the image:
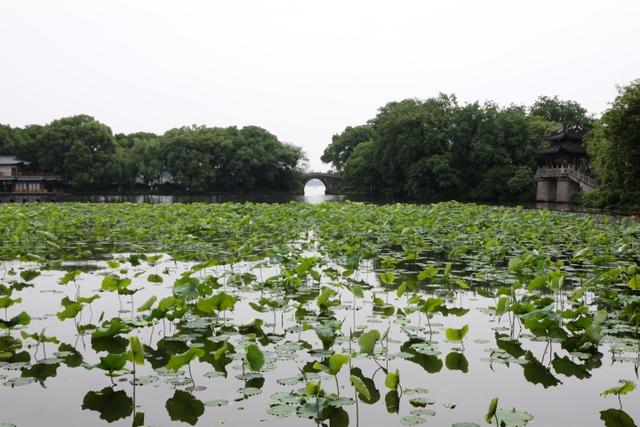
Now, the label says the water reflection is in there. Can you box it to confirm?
[12,192,351,204]
[82,387,133,422]
[165,390,204,425]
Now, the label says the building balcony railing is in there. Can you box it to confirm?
[14,171,59,177]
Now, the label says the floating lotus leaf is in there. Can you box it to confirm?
[401,415,426,425]
[495,408,535,426]
[205,399,229,407]
[3,376,35,387]
[410,409,436,416]
[410,397,434,407]
[267,404,295,417]
[238,386,262,397]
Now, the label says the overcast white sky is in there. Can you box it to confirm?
[1,1,638,170]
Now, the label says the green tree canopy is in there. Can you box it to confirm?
[161,125,304,192]
[27,115,116,191]
[0,118,305,193]
[0,124,20,155]
[586,79,640,192]
[321,125,373,172]
[529,95,592,128]
[330,94,574,201]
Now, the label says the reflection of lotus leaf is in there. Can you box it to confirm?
[385,390,400,413]
[445,352,469,373]
[523,352,561,388]
[21,362,59,383]
[165,390,204,426]
[600,408,637,427]
[82,387,133,423]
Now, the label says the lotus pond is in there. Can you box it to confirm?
[1,202,639,427]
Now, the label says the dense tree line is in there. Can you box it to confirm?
[0,116,306,193]
[583,79,640,209]
[322,95,590,201]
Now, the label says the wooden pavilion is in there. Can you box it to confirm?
[534,125,597,203]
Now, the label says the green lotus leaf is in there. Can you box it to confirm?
[166,347,205,371]
[358,330,380,354]
[245,344,265,372]
[445,325,469,342]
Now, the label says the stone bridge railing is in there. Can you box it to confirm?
[535,167,598,191]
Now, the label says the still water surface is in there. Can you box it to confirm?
[1,251,639,427]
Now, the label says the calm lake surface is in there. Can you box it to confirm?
[1,192,639,427]
[3,254,639,427]
[0,184,346,204]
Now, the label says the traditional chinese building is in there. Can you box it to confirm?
[0,155,63,194]
[534,125,597,203]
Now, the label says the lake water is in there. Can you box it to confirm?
[1,245,639,426]
[0,183,347,205]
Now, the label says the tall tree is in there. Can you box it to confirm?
[529,95,592,127]
[109,140,139,191]
[0,124,19,155]
[120,133,165,188]
[335,95,563,201]
[34,115,116,190]
[161,125,305,192]
[586,79,640,192]
[321,125,373,172]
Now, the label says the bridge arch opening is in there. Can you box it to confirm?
[304,178,326,196]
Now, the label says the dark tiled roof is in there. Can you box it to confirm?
[0,155,28,166]
[545,125,588,143]
[537,125,588,156]
[537,142,587,155]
